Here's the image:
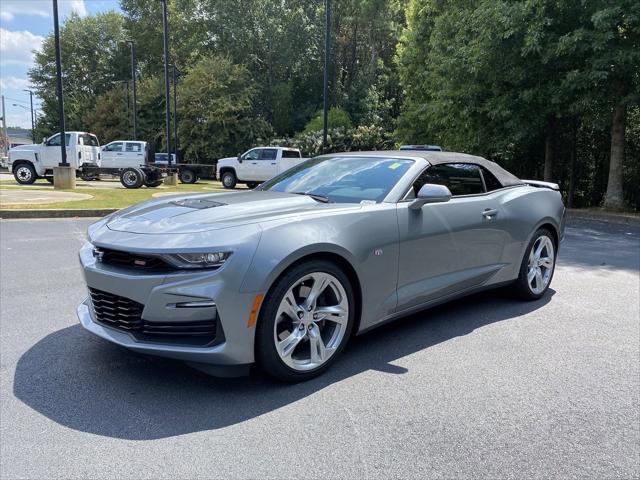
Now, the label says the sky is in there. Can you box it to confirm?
[0,0,122,129]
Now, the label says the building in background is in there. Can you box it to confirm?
[6,128,33,149]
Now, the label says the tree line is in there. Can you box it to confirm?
[29,0,639,209]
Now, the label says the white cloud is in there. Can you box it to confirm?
[67,0,88,18]
[0,29,44,67]
[0,0,87,22]
[0,76,30,90]
[0,1,49,22]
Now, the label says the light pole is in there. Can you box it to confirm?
[52,0,67,166]
[170,64,179,161]
[160,0,172,165]
[22,90,35,142]
[322,0,331,153]
[125,40,138,140]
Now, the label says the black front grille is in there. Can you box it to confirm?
[89,288,218,346]
[95,247,171,271]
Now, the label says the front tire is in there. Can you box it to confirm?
[221,171,237,189]
[513,228,556,300]
[256,260,355,382]
[14,164,37,185]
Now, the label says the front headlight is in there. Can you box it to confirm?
[162,252,232,269]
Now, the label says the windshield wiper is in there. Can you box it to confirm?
[290,191,331,203]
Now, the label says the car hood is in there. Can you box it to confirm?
[106,191,360,234]
[217,157,236,165]
[9,144,40,153]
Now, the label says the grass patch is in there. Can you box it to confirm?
[0,180,244,210]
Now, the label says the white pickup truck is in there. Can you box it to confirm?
[216,146,308,189]
[8,131,101,184]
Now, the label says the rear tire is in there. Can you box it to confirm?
[144,179,163,188]
[80,171,97,181]
[221,171,237,189]
[256,260,355,382]
[179,169,198,184]
[120,168,145,189]
[513,228,557,300]
[246,182,259,189]
[14,164,37,185]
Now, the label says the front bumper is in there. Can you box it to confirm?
[77,236,261,366]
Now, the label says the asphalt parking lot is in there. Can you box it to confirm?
[0,218,638,479]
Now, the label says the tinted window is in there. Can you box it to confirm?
[126,142,142,153]
[261,148,277,160]
[105,142,123,152]
[282,150,300,158]
[481,167,502,191]
[412,163,484,196]
[260,156,413,203]
[46,134,71,147]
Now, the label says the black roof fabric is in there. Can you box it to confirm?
[330,150,524,187]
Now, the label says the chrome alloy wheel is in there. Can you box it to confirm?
[527,235,555,294]
[273,272,349,371]
[122,170,138,186]
[16,166,33,182]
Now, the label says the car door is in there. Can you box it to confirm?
[101,142,124,169]
[238,148,261,180]
[124,142,145,167]
[41,133,72,168]
[395,163,508,312]
[254,148,278,181]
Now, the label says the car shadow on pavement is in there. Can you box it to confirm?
[14,288,554,440]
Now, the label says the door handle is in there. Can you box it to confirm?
[482,208,499,218]
[271,162,276,165]
[117,153,123,156]
[251,162,257,165]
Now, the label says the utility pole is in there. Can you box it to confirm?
[322,0,331,153]
[52,0,67,166]
[171,64,178,161]
[160,0,172,165]
[23,89,35,143]
[1,95,8,157]
[126,40,138,140]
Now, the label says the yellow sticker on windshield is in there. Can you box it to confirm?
[388,162,402,170]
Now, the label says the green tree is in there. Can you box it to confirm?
[177,56,272,161]
[303,107,353,133]
[28,11,129,136]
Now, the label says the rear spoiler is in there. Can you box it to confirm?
[522,179,560,191]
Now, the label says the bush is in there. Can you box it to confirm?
[303,107,353,134]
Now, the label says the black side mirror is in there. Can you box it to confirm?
[237,154,243,163]
[409,183,452,210]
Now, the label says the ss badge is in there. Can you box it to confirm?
[374,249,383,256]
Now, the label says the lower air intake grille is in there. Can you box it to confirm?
[89,288,218,346]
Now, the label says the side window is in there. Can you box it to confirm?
[46,134,71,147]
[260,148,277,160]
[244,149,260,160]
[282,150,300,158]
[412,163,485,197]
[126,142,141,153]
[105,142,124,152]
[481,167,503,191]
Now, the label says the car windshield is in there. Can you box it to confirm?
[258,156,413,203]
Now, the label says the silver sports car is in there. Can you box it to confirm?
[78,151,565,381]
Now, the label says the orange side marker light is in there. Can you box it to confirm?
[247,293,264,328]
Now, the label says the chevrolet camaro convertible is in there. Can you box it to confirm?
[78,151,565,381]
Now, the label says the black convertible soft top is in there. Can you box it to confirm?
[331,150,525,188]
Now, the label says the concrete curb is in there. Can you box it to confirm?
[0,208,117,219]
[567,209,640,226]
